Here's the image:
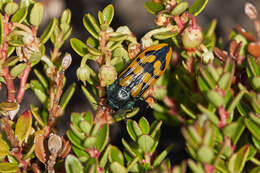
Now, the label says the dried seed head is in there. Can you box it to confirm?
[48,134,62,154]
[77,66,91,85]
[155,12,170,26]
[62,53,72,70]
[182,26,202,49]
[245,2,258,20]
[98,64,117,86]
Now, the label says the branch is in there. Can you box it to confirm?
[16,63,31,103]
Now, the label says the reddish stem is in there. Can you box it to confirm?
[1,15,15,102]
[17,63,31,103]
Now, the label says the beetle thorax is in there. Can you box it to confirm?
[118,88,130,100]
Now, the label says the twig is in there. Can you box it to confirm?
[17,62,31,103]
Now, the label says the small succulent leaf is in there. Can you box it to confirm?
[187,126,202,145]
[98,10,104,25]
[138,135,155,153]
[11,7,27,23]
[138,117,150,134]
[150,120,162,138]
[247,57,260,76]
[30,80,47,103]
[86,45,102,56]
[71,112,84,126]
[197,145,215,163]
[187,159,205,173]
[90,121,101,136]
[10,63,26,78]
[218,72,231,90]
[207,64,219,81]
[252,136,260,151]
[127,157,139,171]
[189,0,208,16]
[227,89,245,115]
[206,90,225,107]
[228,145,250,173]
[198,104,219,126]
[60,83,76,110]
[102,4,114,26]
[83,13,100,39]
[96,124,109,152]
[144,1,164,15]
[250,166,260,173]
[70,123,85,140]
[79,120,91,134]
[171,2,189,15]
[153,144,174,167]
[30,105,45,127]
[109,145,124,165]
[251,76,260,91]
[33,69,48,89]
[65,154,84,173]
[0,137,10,157]
[15,110,32,144]
[83,111,93,125]
[61,9,71,24]
[132,121,142,137]
[199,66,216,89]
[83,136,97,148]
[110,162,127,173]
[223,117,245,144]
[3,56,19,67]
[66,130,85,150]
[86,36,99,48]
[40,18,57,45]
[0,162,19,173]
[100,146,109,168]
[245,118,260,141]
[70,38,88,57]
[81,86,98,110]
[4,2,18,15]
[121,138,137,158]
[29,2,44,26]
[71,145,89,162]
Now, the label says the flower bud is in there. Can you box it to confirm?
[22,32,34,44]
[77,66,91,85]
[155,12,169,26]
[182,26,202,49]
[98,64,117,86]
[202,50,214,64]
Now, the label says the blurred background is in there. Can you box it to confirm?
[1,0,260,165]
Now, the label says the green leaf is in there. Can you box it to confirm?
[61,9,71,24]
[83,13,100,39]
[109,145,124,165]
[81,85,98,110]
[110,162,127,173]
[4,2,18,15]
[100,146,109,168]
[33,69,48,89]
[96,124,109,152]
[187,159,204,173]
[223,117,245,145]
[102,4,114,26]
[245,118,260,141]
[70,38,88,57]
[71,112,84,127]
[0,14,3,45]
[188,0,208,16]
[0,162,19,173]
[30,80,47,103]
[138,135,155,153]
[3,56,19,67]
[144,1,164,15]
[126,119,138,141]
[252,76,260,91]
[206,90,225,107]
[132,121,142,137]
[66,130,85,150]
[139,117,150,135]
[0,137,10,157]
[79,120,91,134]
[150,120,162,138]
[227,90,245,114]
[83,111,93,125]
[198,104,219,126]
[218,72,231,90]
[29,2,44,26]
[11,7,28,23]
[20,0,34,8]
[121,139,137,158]
[83,136,97,148]
[70,123,85,140]
[60,83,76,110]
[15,110,32,144]
[153,144,174,167]
[65,155,84,173]
[228,145,250,173]
[250,166,260,173]
[71,145,89,162]
[40,18,57,45]
[170,2,189,15]
[10,63,26,78]
[30,105,45,127]
[197,145,214,163]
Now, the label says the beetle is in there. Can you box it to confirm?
[107,43,172,111]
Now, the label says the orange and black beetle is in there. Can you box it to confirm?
[107,43,172,111]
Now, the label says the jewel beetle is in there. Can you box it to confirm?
[107,43,172,111]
